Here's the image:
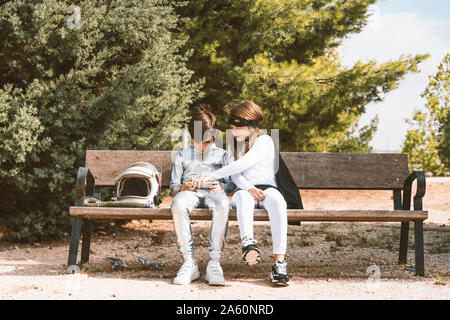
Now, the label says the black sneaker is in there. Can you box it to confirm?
[241,238,261,266]
[269,260,290,286]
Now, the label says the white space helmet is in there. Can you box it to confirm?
[114,162,161,207]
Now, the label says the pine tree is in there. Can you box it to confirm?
[438,111,450,169]
[176,0,429,151]
[0,0,202,241]
[402,53,450,176]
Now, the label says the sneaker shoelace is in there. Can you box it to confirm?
[178,262,195,276]
[208,262,223,276]
[275,261,287,275]
[242,237,257,248]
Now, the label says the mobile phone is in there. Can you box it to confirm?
[197,181,218,189]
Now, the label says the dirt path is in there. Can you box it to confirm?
[0,178,449,300]
[1,276,448,300]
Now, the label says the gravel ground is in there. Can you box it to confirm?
[0,177,449,300]
[0,276,448,300]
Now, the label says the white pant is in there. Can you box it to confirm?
[231,188,287,255]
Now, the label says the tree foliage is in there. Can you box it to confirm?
[176,0,429,151]
[438,111,450,168]
[0,0,202,241]
[402,53,450,175]
[0,0,436,242]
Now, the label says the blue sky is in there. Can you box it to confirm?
[377,0,450,20]
[339,0,450,151]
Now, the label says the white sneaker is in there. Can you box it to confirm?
[173,260,200,285]
[269,260,290,286]
[241,238,261,266]
[205,260,225,286]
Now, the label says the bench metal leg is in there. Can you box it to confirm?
[393,190,410,264]
[414,220,425,276]
[67,217,83,273]
[80,219,92,265]
[399,222,409,264]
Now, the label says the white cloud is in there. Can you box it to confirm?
[338,5,450,151]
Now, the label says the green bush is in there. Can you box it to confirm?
[0,0,202,242]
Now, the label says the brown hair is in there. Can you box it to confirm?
[188,104,216,143]
[229,101,264,159]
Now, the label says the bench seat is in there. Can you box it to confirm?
[69,206,427,222]
[66,150,427,276]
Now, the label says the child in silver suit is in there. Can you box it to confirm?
[170,105,234,286]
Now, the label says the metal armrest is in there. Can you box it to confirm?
[75,167,95,205]
[402,170,426,210]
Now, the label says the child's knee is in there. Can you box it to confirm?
[264,188,287,209]
[216,198,230,214]
[209,194,230,216]
[171,200,184,216]
[233,189,254,203]
[171,192,192,215]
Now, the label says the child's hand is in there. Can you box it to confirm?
[248,187,266,202]
[208,181,222,192]
[191,175,211,189]
[180,178,195,192]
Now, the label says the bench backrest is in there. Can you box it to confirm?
[85,150,409,190]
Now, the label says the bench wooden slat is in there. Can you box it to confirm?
[283,152,409,190]
[69,207,427,222]
[85,150,410,190]
[85,150,172,187]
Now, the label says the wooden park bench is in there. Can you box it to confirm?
[67,150,427,276]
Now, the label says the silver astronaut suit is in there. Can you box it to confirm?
[170,143,234,262]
